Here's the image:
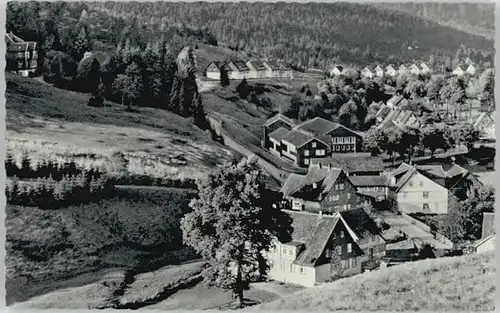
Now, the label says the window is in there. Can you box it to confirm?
[351,257,357,267]
[312,142,317,148]
[423,203,430,211]
[316,149,325,156]
[300,267,305,274]
[409,181,414,187]
[25,51,29,58]
[339,183,345,190]
[313,183,318,189]
[290,263,294,272]
[282,145,288,152]
[304,150,310,156]
[17,52,23,58]
[419,181,424,187]
[304,159,310,165]
[347,193,351,199]
[32,51,38,59]
[340,231,344,238]
[343,260,350,269]
[335,245,342,255]
[347,243,352,253]
[423,191,429,199]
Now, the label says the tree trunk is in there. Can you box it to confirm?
[234,262,244,308]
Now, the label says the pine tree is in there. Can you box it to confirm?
[73,26,92,62]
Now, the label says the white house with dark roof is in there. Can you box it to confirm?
[330,65,345,76]
[361,66,374,79]
[266,210,369,287]
[473,111,495,140]
[388,162,483,214]
[385,64,397,77]
[398,64,409,75]
[227,60,251,79]
[420,62,431,74]
[466,64,477,76]
[263,60,293,78]
[453,65,465,76]
[409,64,421,75]
[246,60,268,79]
[204,61,228,80]
[374,65,384,77]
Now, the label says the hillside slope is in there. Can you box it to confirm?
[252,252,495,311]
[90,2,494,67]
[6,73,232,181]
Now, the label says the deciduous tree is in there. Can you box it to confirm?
[180,158,292,308]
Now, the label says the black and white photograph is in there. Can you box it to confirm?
[4,1,496,310]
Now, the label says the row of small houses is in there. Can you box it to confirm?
[331,63,479,79]
[204,59,294,80]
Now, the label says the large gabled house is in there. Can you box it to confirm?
[204,61,229,80]
[263,60,293,78]
[281,166,366,213]
[466,64,477,76]
[398,64,409,76]
[385,64,397,77]
[452,65,465,76]
[266,209,385,287]
[262,116,364,167]
[227,60,251,79]
[374,65,384,77]
[309,155,384,176]
[387,162,482,214]
[5,32,38,77]
[409,64,421,76]
[330,65,345,76]
[420,63,431,74]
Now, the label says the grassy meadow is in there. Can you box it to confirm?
[252,251,495,311]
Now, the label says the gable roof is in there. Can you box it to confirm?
[268,127,290,141]
[230,60,250,72]
[376,105,392,120]
[481,212,495,239]
[247,60,267,71]
[385,64,396,71]
[295,117,348,137]
[473,112,495,128]
[332,65,344,72]
[264,113,295,127]
[281,130,315,148]
[281,167,344,201]
[309,155,384,173]
[264,60,291,71]
[286,210,340,267]
[339,208,384,240]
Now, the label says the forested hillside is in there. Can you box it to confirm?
[373,3,495,40]
[89,2,494,68]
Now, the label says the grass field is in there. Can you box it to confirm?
[6,186,197,305]
[252,251,495,311]
[6,73,233,181]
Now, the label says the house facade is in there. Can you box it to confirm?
[330,65,345,76]
[374,65,384,77]
[385,65,397,77]
[466,64,477,76]
[227,60,251,80]
[398,65,409,75]
[265,210,366,287]
[388,163,482,214]
[409,64,421,75]
[5,32,38,77]
[281,166,367,213]
[262,116,364,167]
[453,65,465,76]
[309,155,384,176]
[420,63,431,74]
[263,60,293,79]
[246,60,268,79]
[361,67,374,79]
[204,61,226,80]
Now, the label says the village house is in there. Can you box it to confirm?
[409,64,421,76]
[263,60,293,78]
[349,175,390,203]
[398,64,409,76]
[204,61,228,80]
[386,95,409,109]
[265,210,366,287]
[387,162,482,214]
[330,65,345,76]
[280,166,367,213]
[375,105,392,123]
[266,208,386,286]
[5,32,38,77]
[227,60,251,80]
[385,64,397,77]
[420,62,431,74]
[361,66,374,79]
[452,65,465,76]
[466,64,477,76]
[246,60,268,79]
[376,108,417,130]
[473,111,495,140]
[262,116,364,167]
[374,65,384,77]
